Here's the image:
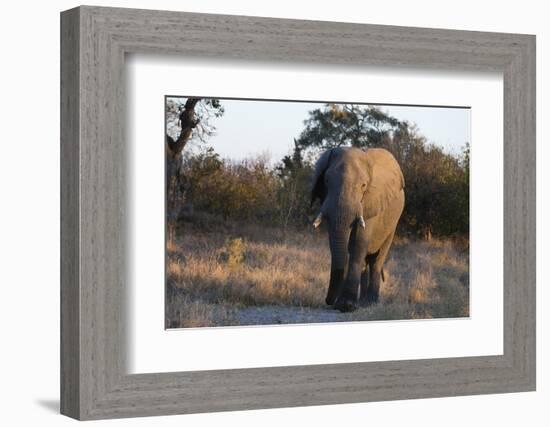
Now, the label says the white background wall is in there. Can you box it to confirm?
[0,0,546,425]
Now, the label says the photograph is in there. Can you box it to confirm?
[164,97,471,328]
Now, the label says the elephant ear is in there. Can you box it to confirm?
[363,149,405,219]
[310,149,334,207]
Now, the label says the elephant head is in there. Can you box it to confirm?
[311,147,405,307]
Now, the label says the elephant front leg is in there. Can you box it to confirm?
[334,233,368,313]
[325,268,345,305]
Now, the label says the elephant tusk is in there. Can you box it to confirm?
[358,215,366,228]
[313,212,323,228]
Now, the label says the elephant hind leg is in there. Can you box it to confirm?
[360,232,395,306]
[359,262,370,302]
[359,253,377,306]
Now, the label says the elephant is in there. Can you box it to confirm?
[311,147,405,312]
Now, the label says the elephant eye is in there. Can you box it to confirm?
[361,183,367,190]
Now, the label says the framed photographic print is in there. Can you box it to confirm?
[61,6,536,420]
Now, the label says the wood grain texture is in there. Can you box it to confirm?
[60,7,80,419]
[60,6,536,420]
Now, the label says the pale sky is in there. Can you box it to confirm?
[170,98,470,162]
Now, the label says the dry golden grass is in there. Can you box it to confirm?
[166,223,469,328]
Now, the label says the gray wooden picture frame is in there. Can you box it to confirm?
[60,5,536,420]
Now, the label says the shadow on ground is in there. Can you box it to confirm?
[35,399,59,414]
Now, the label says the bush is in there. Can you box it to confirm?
[219,238,246,268]
[394,139,469,238]
[181,149,279,223]
[180,148,316,230]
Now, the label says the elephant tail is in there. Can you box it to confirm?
[381,268,386,282]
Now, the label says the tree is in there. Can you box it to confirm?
[166,98,224,157]
[296,103,404,151]
[165,98,224,238]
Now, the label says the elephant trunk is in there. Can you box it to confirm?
[325,206,357,305]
